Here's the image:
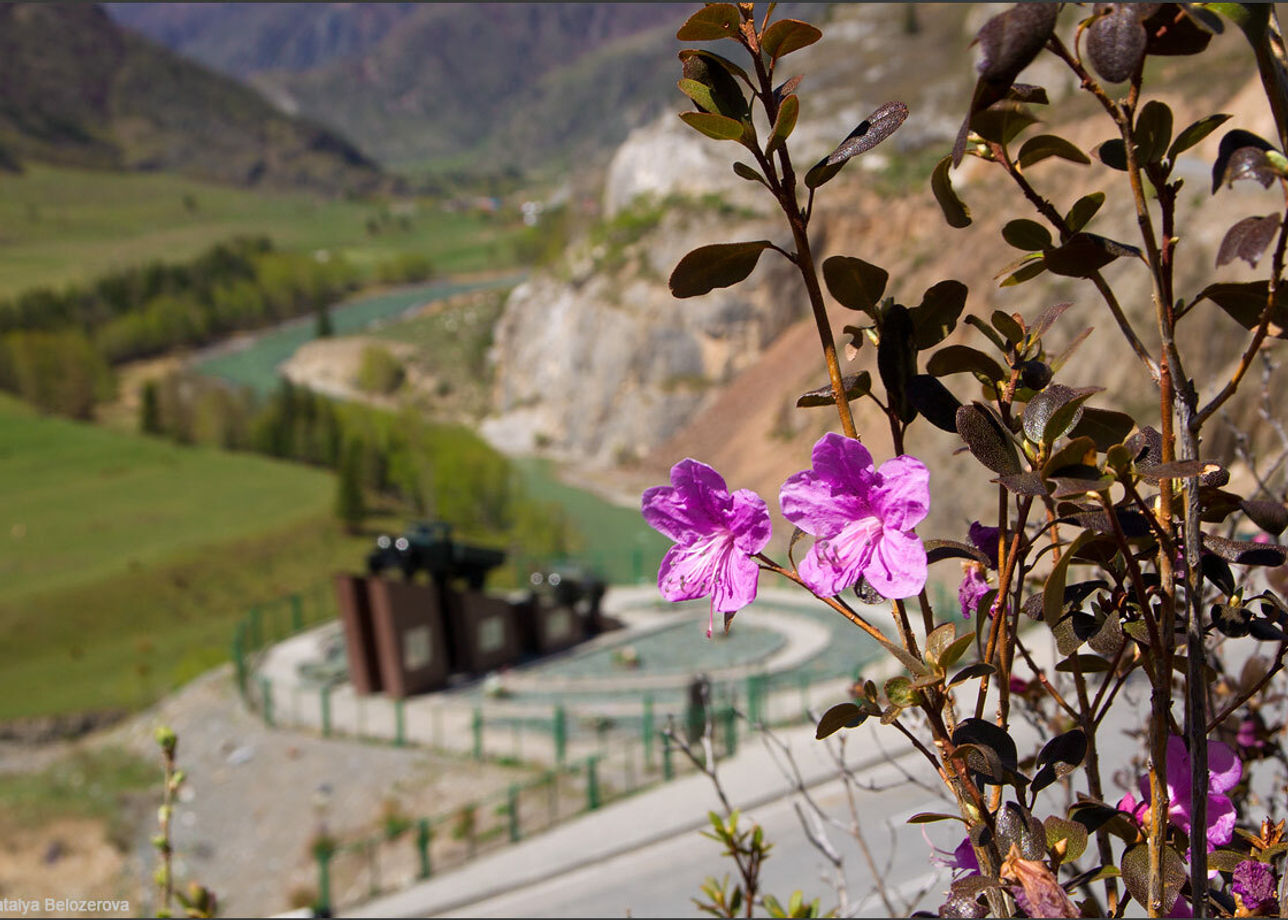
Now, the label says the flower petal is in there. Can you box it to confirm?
[728,488,772,555]
[871,455,930,530]
[1207,739,1242,794]
[1206,793,1237,849]
[810,432,877,496]
[865,527,928,599]
[656,538,719,602]
[710,542,761,613]
[797,518,880,597]
[779,470,865,537]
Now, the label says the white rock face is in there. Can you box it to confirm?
[481,207,802,466]
[602,114,764,219]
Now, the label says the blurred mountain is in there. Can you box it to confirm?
[105,2,703,172]
[0,3,384,193]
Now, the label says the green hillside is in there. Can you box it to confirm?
[0,393,351,718]
[0,164,527,298]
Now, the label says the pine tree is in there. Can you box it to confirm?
[335,439,366,535]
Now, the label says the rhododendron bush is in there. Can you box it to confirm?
[643,4,1288,917]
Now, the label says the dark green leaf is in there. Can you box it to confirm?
[1069,800,1140,842]
[1168,112,1231,161]
[1201,554,1237,596]
[670,240,772,298]
[1097,138,1128,171]
[760,18,822,60]
[939,632,977,671]
[767,94,799,153]
[948,662,995,686]
[884,675,922,707]
[991,310,1025,345]
[678,78,719,114]
[1043,436,1098,478]
[1192,281,1288,338]
[1120,843,1185,914]
[927,345,1006,382]
[878,305,918,424]
[815,702,867,740]
[1022,384,1102,445]
[1134,99,1173,164]
[676,4,741,41]
[1068,407,1135,451]
[822,256,888,314]
[952,717,1018,784]
[1212,129,1278,192]
[975,3,1060,81]
[679,111,745,141]
[678,49,751,87]
[1143,3,1213,55]
[1002,219,1052,251]
[1055,653,1113,673]
[907,812,966,825]
[1065,192,1106,232]
[999,471,1050,496]
[1087,4,1146,83]
[925,622,957,666]
[956,402,1022,475]
[1202,533,1288,567]
[1044,531,1095,631]
[804,158,844,190]
[1216,213,1281,268]
[1017,133,1091,168]
[931,155,971,228]
[909,280,968,348]
[996,802,1046,860]
[970,100,1038,147]
[733,161,768,187]
[1030,300,1073,341]
[1242,498,1288,536]
[1044,816,1089,864]
[999,257,1048,286]
[907,374,962,433]
[1043,233,1139,278]
[824,101,909,167]
[796,372,871,408]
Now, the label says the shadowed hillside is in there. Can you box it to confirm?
[0,3,384,193]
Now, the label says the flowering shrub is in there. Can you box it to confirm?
[644,3,1288,917]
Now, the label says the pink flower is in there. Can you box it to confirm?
[642,459,772,637]
[779,433,929,599]
[1127,735,1242,857]
[958,564,989,619]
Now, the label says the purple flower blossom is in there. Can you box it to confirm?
[1233,859,1278,912]
[968,521,1001,567]
[1130,735,1242,855]
[779,433,929,599]
[958,564,989,619]
[1237,716,1268,754]
[642,458,772,637]
[957,522,1000,619]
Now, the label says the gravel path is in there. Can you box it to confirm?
[3,666,547,917]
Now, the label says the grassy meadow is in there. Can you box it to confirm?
[0,163,529,298]
[0,394,391,719]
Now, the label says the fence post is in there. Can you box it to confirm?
[315,845,333,917]
[662,731,674,781]
[553,705,567,766]
[641,696,654,770]
[290,593,304,634]
[472,708,484,761]
[508,784,521,843]
[415,819,432,880]
[259,676,274,727]
[231,628,247,697]
[746,674,762,725]
[585,756,601,811]
[394,698,406,747]
[321,685,332,738]
[721,706,737,759]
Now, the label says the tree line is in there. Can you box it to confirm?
[142,371,579,556]
[0,236,433,418]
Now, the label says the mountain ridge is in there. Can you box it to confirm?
[0,3,385,194]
